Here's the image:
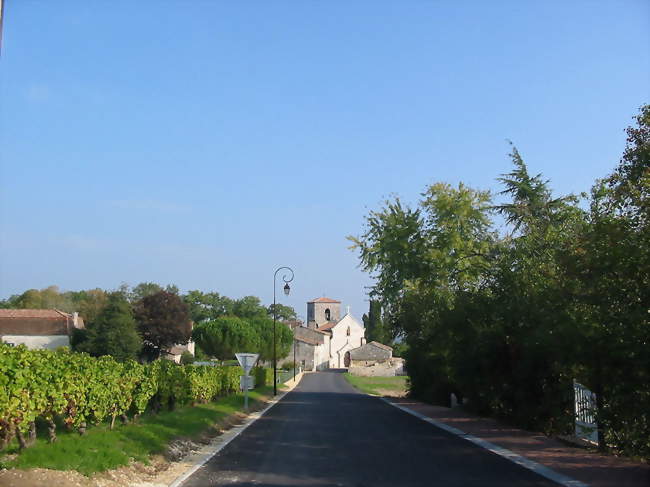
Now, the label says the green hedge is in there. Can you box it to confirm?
[252,366,274,387]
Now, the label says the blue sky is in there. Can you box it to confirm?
[1,1,648,320]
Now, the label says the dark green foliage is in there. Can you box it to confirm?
[362,300,392,344]
[192,317,259,361]
[180,351,195,365]
[391,341,408,358]
[192,316,292,363]
[232,296,267,320]
[75,293,142,362]
[130,282,178,303]
[250,318,293,362]
[267,303,297,321]
[183,290,234,323]
[135,291,192,359]
[252,366,274,387]
[350,106,650,459]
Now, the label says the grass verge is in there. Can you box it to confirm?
[343,373,409,396]
[1,386,274,475]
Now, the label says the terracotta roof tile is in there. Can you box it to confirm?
[0,309,69,319]
[369,341,393,351]
[317,321,338,332]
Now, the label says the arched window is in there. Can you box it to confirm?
[346,326,350,336]
[324,308,331,321]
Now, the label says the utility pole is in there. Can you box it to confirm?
[1,0,5,57]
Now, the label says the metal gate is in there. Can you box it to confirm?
[573,380,598,444]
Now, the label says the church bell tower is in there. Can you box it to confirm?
[306,297,341,327]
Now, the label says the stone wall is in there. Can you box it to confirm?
[294,326,325,345]
[296,340,315,371]
[308,301,341,326]
[349,358,406,377]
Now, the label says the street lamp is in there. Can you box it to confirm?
[273,266,294,396]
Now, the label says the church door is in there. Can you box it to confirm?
[344,351,351,368]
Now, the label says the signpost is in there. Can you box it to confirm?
[235,353,259,411]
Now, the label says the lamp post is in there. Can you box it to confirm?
[273,266,294,396]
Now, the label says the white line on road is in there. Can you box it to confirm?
[381,398,590,487]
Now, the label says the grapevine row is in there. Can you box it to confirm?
[0,343,267,450]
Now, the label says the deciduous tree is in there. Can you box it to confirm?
[192,317,259,361]
[135,291,191,359]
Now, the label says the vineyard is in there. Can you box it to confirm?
[0,343,271,451]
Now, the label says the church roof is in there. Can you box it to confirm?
[316,321,338,332]
[349,341,393,361]
[307,297,341,304]
[295,335,320,346]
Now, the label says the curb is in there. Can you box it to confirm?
[168,377,302,487]
[381,398,590,487]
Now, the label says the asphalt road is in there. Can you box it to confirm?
[182,371,559,487]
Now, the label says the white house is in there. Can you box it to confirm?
[0,309,85,350]
[291,297,366,370]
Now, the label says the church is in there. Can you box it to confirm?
[290,297,366,371]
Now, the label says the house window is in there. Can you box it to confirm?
[346,326,350,336]
[324,308,331,321]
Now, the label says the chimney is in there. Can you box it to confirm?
[73,312,79,328]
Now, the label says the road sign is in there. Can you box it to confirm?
[235,353,259,375]
[240,375,255,391]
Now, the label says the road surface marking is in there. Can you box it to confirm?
[382,398,589,487]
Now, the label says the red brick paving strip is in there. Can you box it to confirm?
[390,399,650,487]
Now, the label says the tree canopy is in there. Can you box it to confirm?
[349,105,650,459]
[134,290,192,359]
[192,316,258,361]
[267,303,297,321]
[74,293,142,361]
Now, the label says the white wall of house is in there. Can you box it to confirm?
[315,335,331,370]
[327,314,365,368]
[1,335,70,350]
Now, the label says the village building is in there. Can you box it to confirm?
[167,340,196,363]
[292,297,366,370]
[347,341,406,377]
[0,309,85,350]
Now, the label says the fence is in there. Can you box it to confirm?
[277,368,301,384]
[573,380,598,444]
